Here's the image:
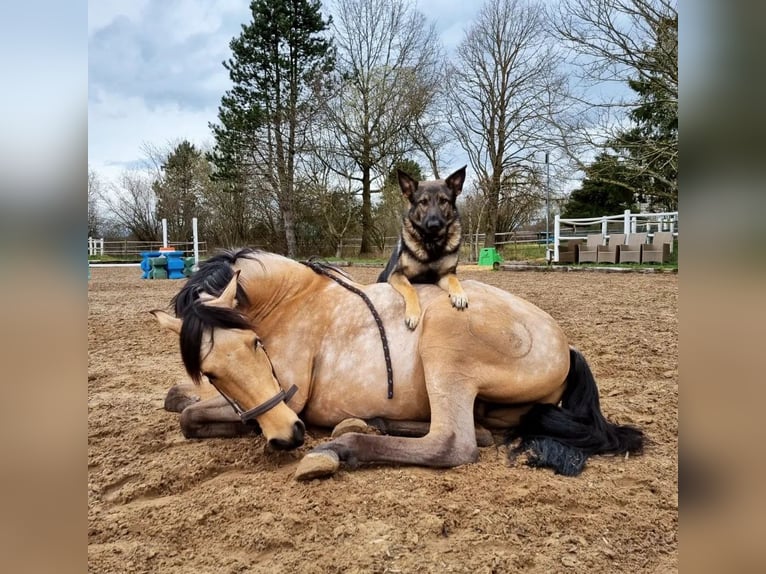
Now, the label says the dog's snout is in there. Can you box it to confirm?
[425,216,443,232]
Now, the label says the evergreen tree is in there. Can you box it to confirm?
[600,13,678,211]
[618,14,678,210]
[562,153,639,218]
[209,0,334,257]
[153,141,209,243]
[374,159,424,245]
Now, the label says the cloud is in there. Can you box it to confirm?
[88,1,249,183]
[88,0,248,111]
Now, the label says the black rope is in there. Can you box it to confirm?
[303,259,395,399]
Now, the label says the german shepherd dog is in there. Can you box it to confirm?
[378,166,468,330]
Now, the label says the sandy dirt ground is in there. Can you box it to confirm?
[88,264,677,573]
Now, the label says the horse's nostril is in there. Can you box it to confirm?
[267,421,305,451]
[293,420,305,445]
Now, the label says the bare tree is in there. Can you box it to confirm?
[100,171,160,242]
[448,0,562,247]
[88,168,102,238]
[317,0,444,254]
[549,0,678,204]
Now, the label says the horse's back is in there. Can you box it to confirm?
[416,280,571,403]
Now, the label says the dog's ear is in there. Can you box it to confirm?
[445,166,467,197]
[397,169,418,201]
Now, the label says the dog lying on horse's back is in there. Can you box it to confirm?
[378,166,468,329]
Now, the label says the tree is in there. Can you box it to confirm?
[373,159,424,246]
[617,13,678,209]
[100,171,159,242]
[152,141,206,243]
[210,0,335,257]
[317,0,443,254]
[448,0,562,247]
[551,0,678,207]
[88,168,102,238]
[561,153,639,218]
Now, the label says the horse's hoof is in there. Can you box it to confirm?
[475,426,494,447]
[164,387,200,413]
[294,451,340,481]
[331,418,368,438]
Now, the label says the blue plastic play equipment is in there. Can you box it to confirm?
[140,251,186,279]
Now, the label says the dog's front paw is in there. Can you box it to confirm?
[450,292,468,310]
[405,313,420,330]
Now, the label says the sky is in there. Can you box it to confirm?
[88,0,479,187]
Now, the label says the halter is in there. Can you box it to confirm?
[208,337,298,424]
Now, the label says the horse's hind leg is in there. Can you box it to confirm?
[178,395,261,439]
[164,381,218,413]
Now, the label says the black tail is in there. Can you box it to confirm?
[506,348,644,476]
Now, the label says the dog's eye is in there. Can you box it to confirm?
[439,197,448,205]
[419,198,428,206]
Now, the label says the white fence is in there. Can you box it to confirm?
[338,231,547,260]
[553,210,679,262]
[88,238,207,260]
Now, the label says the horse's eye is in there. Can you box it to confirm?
[204,372,217,382]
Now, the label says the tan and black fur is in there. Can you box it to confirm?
[378,166,468,329]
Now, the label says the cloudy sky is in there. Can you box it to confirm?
[88,0,479,186]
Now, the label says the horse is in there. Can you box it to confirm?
[151,248,643,480]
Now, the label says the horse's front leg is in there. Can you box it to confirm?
[296,384,479,480]
[360,418,494,447]
[178,395,261,439]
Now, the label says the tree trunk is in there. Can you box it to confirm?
[483,176,500,248]
[359,165,373,255]
[282,204,298,258]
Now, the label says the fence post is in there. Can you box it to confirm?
[100,238,104,256]
[192,217,199,268]
[554,215,561,262]
[601,217,608,243]
[624,209,631,239]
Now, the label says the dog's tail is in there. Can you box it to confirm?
[505,347,644,476]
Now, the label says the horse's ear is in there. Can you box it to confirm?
[397,169,418,201]
[151,310,182,334]
[445,165,467,197]
[202,270,240,309]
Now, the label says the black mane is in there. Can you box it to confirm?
[171,248,263,383]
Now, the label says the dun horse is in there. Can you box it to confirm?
[152,249,643,480]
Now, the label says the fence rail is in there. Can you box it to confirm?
[553,210,679,262]
[88,238,208,259]
[336,231,549,261]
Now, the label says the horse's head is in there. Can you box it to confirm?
[151,272,305,451]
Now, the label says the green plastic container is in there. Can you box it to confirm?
[149,267,168,279]
[478,247,503,269]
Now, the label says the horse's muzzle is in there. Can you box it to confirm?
[268,420,305,451]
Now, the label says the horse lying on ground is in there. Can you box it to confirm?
[152,249,643,480]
